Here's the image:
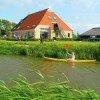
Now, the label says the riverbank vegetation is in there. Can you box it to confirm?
[0,75,100,100]
[0,40,100,60]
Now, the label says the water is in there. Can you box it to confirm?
[0,55,100,91]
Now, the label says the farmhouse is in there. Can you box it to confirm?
[11,8,73,39]
[80,27,100,39]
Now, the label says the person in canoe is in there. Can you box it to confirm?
[66,50,75,61]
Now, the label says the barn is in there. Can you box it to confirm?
[80,27,100,39]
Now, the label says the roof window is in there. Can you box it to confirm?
[48,16,52,19]
[33,24,36,27]
[27,26,29,27]
[54,16,57,20]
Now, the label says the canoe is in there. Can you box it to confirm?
[44,57,96,63]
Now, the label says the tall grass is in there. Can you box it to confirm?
[0,40,100,60]
[0,75,100,100]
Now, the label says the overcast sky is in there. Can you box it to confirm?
[0,0,100,34]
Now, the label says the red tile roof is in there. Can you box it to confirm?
[12,8,72,31]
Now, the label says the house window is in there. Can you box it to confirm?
[40,28,49,39]
[68,33,70,37]
[40,31,48,39]
[52,23,59,31]
[33,24,36,27]
[90,36,96,38]
[25,32,30,39]
[32,32,35,38]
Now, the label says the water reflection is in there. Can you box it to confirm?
[0,55,100,91]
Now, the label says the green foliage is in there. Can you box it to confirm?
[0,40,100,60]
[2,19,11,35]
[11,22,16,28]
[0,19,16,35]
[5,38,39,41]
[0,75,99,99]
[0,20,2,34]
[76,32,82,40]
[56,38,78,41]
[72,31,77,38]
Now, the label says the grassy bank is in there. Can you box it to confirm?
[0,40,100,60]
[0,75,100,100]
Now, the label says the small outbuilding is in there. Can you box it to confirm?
[80,27,100,39]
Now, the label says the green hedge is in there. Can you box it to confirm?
[1,38,39,41]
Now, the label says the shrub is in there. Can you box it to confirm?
[0,40,100,60]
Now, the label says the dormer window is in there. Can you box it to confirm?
[54,16,57,20]
[48,16,52,19]
[33,24,36,27]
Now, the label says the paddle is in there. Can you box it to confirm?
[65,44,69,59]
[65,44,69,49]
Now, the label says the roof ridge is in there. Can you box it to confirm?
[28,8,48,16]
[92,27,100,29]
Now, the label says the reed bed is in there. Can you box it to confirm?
[0,40,100,60]
[0,75,100,100]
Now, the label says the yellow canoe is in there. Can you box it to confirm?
[44,57,96,63]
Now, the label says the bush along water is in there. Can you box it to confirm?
[25,42,100,60]
[0,75,100,100]
[0,40,100,60]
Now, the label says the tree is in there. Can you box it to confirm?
[2,19,11,35]
[77,32,80,38]
[0,20,2,34]
[11,22,16,28]
[76,32,81,40]
[72,31,77,38]
[0,19,16,35]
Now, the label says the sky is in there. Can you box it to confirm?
[0,0,100,34]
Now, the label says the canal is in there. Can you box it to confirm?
[0,55,100,91]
